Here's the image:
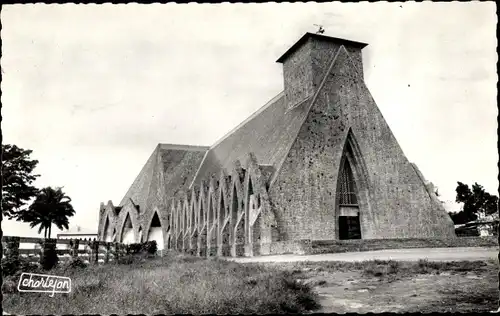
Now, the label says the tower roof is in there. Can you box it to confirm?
[276,32,368,63]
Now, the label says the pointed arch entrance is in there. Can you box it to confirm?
[336,129,370,240]
[103,216,113,242]
[337,157,361,239]
[147,212,164,250]
[121,213,135,244]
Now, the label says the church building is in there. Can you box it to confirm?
[98,32,456,257]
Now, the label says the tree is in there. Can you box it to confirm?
[19,187,76,238]
[448,181,498,225]
[1,144,40,219]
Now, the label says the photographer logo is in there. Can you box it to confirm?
[18,273,71,297]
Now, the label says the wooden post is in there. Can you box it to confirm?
[85,239,95,264]
[104,242,111,263]
[69,238,80,259]
[92,239,99,264]
[114,242,124,261]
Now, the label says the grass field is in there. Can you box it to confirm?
[2,253,320,314]
[2,253,498,314]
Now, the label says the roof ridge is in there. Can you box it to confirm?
[188,92,285,189]
[119,145,160,206]
[210,91,285,149]
[143,149,163,215]
[188,150,210,189]
[159,143,210,151]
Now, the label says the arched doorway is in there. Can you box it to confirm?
[121,213,135,244]
[103,216,113,242]
[337,157,362,240]
[147,212,164,251]
[138,227,143,243]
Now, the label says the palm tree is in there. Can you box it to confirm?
[20,187,76,238]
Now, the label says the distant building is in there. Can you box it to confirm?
[98,32,455,257]
[454,212,499,237]
[57,226,98,240]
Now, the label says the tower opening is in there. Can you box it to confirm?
[337,157,362,240]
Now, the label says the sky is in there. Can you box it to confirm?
[1,2,497,238]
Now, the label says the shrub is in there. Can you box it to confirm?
[118,241,158,265]
[67,257,88,269]
[124,241,157,256]
[142,240,157,255]
[2,257,21,277]
[2,256,41,277]
[2,277,18,294]
[125,243,143,255]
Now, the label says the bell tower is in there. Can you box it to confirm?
[276,32,368,111]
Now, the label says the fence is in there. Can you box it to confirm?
[1,236,136,266]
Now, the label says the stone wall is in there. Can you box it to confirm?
[310,236,498,254]
[282,39,314,110]
[270,44,455,241]
[266,239,312,255]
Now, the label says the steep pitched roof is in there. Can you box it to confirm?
[159,144,208,199]
[190,92,312,187]
[119,145,160,210]
[120,144,208,212]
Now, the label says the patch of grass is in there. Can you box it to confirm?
[3,252,320,314]
[410,259,489,275]
[428,277,499,313]
[275,259,493,276]
[306,279,327,287]
[361,260,401,278]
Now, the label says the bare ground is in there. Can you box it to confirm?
[268,259,499,313]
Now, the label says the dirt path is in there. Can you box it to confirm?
[226,247,499,312]
[225,247,498,263]
[313,269,498,313]
[289,260,499,313]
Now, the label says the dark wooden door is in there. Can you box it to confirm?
[339,216,361,240]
